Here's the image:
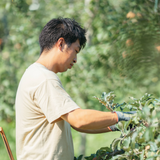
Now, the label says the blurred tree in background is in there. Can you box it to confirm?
[0,0,160,159]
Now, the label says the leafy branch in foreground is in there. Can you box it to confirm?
[84,92,160,160]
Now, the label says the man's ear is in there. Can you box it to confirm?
[56,38,65,51]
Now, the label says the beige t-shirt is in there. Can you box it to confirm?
[15,63,80,160]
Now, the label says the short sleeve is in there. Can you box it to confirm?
[35,79,80,123]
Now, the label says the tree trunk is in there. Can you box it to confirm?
[79,132,87,158]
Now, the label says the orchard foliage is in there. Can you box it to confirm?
[84,92,160,160]
[90,0,160,76]
[87,0,160,102]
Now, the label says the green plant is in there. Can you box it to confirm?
[84,92,160,160]
[74,155,83,160]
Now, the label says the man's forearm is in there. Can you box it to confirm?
[71,125,112,134]
[61,108,118,130]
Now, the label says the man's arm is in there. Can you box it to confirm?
[61,108,118,130]
[71,125,112,134]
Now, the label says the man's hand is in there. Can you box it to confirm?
[108,122,135,131]
[108,125,119,131]
[115,111,136,122]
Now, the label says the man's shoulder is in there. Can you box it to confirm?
[20,63,61,87]
[27,63,59,80]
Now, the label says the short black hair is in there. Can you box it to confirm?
[39,18,87,54]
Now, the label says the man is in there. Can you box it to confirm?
[15,18,135,160]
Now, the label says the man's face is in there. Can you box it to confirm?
[59,39,80,72]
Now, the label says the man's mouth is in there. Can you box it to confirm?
[70,64,73,68]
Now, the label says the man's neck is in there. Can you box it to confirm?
[36,49,59,73]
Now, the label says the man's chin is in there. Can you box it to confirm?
[61,68,68,72]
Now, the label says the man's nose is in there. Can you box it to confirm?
[73,55,77,63]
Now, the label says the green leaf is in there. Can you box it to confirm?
[149,142,158,152]
[111,138,122,151]
[142,107,150,116]
[124,118,132,129]
[157,134,160,142]
[140,149,145,160]
[84,154,96,160]
[117,121,125,132]
[77,155,83,160]
[99,147,112,153]
[132,116,139,125]
[121,137,131,151]
[111,154,129,160]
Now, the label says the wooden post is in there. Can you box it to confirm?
[0,127,14,160]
